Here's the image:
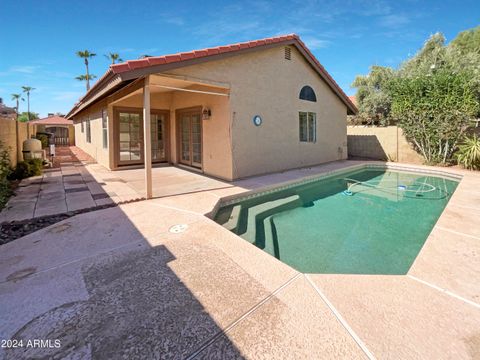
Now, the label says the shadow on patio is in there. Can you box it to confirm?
[0,204,253,359]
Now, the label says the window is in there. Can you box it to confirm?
[299,112,316,143]
[299,86,317,102]
[102,109,108,149]
[81,119,84,133]
[86,116,91,143]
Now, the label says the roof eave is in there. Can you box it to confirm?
[66,35,358,118]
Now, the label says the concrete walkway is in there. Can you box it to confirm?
[0,163,116,222]
[0,148,230,223]
[0,160,479,359]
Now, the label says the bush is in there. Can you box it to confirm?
[10,159,44,180]
[0,140,12,209]
[35,133,49,148]
[456,134,480,170]
[0,140,11,181]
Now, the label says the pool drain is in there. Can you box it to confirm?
[169,224,188,234]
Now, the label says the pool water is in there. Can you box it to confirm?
[214,169,458,274]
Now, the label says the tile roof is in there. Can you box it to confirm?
[67,34,357,118]
[30,116,73,125]
[110,34,299,74]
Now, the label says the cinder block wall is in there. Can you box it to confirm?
[347,126,423,164]
[0,117,35,167]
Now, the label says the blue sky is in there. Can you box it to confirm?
[1,0,478,117]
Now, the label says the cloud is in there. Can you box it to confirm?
[302,37,331,50]
[379,14,410,28]
[164,16,185,26]
[51,91,84,101]
[9,65,40,74]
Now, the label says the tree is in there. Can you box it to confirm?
[21,86,35,121]
[450,26,480,55]
[11,93,24,115]
[104,52,123,64]
[389,69,479,164]
[76,50,96,91]
[76,74,97,88]
[17,112,39,122]
[351,26,480,165]
[351,65,395,125]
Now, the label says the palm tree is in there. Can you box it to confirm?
[76,50,96,91]
[105,52,123,64]
[11,93,24,115]
[75,74,97,88]
[21,86,35,121]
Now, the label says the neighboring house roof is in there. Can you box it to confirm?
[0,103,16,115]
[348,95,357,106]
[67,34,357,118]
[30,116,73,125]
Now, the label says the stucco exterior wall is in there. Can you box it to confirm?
[73,101,110,168]
[168,45,348,179]
[347,126,423,164]
[111,89,232,180]
[0,118,34,166]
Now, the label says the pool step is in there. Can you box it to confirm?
[240,195,302,246]
[222,205,242,232]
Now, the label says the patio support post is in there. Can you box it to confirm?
[143,76,153,199]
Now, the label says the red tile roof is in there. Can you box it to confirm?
[67,34,357,118]
[110,34,298,74]
[30,116,73,125]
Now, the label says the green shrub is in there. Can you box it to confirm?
[0,140,12,209]
[11,159,44,180]
[456,134,480,170]
[27,158,44,176]
[35,133,49,148]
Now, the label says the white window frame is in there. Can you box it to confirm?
[102,109,108,149]
[299,111,316,143]
[86,116,91,143]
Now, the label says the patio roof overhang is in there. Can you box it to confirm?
[66,34,357,119]
[108,74,230,106]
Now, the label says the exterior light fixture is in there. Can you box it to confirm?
[202,108,211,120]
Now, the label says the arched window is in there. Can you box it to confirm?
[299,86,317,102]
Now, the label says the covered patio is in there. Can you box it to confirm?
[95,73,233,199]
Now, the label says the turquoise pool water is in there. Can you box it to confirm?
[214,168,459,274]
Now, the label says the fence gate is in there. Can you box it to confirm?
[49,127,69,146]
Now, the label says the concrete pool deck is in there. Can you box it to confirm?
[0,160,479,359]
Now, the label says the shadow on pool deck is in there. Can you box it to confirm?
[0,206,250,359]
[5,246,244,359]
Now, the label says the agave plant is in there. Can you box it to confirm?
[456,134,480,170]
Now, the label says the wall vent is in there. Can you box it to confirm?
[284,47,291,60]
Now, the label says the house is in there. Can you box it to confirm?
[30,115,75,146]
[0,98,16,120]
[66,34,357,184]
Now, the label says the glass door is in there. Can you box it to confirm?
[151,113,168,162]
[118,112,143,165]
[191,113,202,167]
[180,115,191,164]
[178,110,202,168]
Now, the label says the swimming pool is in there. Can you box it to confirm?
[214,167,459,274]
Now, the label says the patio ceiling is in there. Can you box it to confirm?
[110,74,230,105]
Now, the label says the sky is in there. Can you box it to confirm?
[0,0,479,118]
